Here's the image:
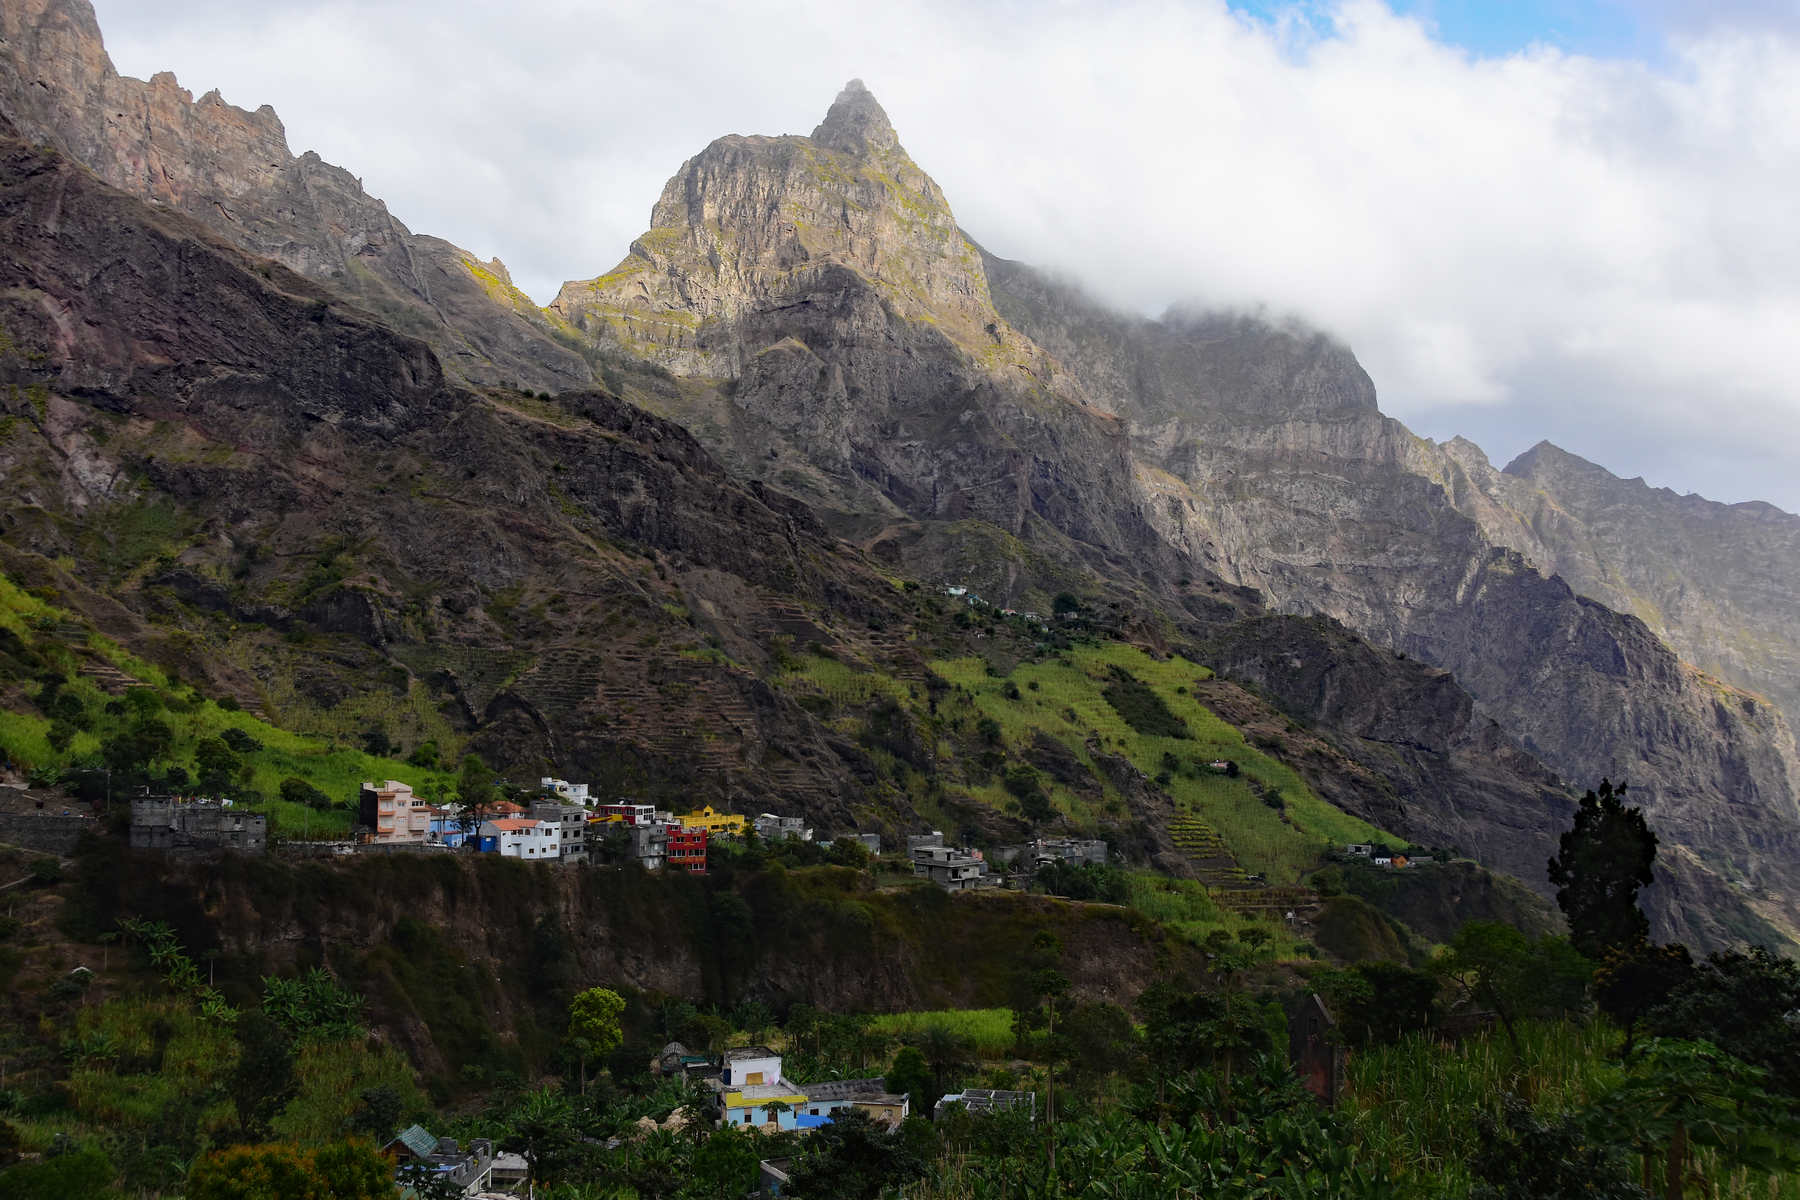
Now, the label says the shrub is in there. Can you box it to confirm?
[279,777,334,812]
[219,728,263,755]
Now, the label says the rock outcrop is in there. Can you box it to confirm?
[551,81,1187,589]
[0,0,592,394]
[1414,436,1800,745]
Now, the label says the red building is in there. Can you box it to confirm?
[665,822,708,873]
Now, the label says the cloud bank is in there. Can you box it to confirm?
[91,0,1800,511]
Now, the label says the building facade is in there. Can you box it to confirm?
[539,777,591,805]
[677,806,747,837]
[754,813,812,842]
[667,823,708,873]
[359,780,430,843]
[530,801,589,862]
[129,799,266,853]
[477,817,562,859]
[597,802,658,826]
[718,1048,807,1130]
[911,844,987,889]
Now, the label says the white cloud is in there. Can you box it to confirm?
[89,0,1800,511]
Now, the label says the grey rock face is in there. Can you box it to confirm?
[982,253,1800,947]
[1415,436,1800,749]
[0,0,592,395]
[811,78,901,157]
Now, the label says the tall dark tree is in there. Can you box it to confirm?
[1547,780,1657,959]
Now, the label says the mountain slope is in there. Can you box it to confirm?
[1421,436,1800,741]
[0,0,592,394]
[980,254,1800,948]
[4,5,1793,950]
[0,102,1606,945]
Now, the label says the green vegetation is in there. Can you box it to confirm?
[866,1009,1015,1057]
[930,644,1389,882]
[0,569,453,833]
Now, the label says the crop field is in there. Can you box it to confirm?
[866,1008,1015,1056]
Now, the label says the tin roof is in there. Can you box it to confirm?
[390,1123,438,1159]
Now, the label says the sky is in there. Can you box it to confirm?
[89,0,1800,512]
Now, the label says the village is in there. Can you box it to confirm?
[114,773,1118,893]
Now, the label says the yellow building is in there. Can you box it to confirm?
[676,805,747,836]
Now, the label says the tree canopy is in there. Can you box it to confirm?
[1547,780,1657,959]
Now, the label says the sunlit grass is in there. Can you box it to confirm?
[931,644,1392,883]
[866,1008,1016,1056]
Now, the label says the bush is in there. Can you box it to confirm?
[279,777,334,812]
[219,728,263,755]
[28,857,62,886]
[0,1146,116,1199]
[216,696,240,712]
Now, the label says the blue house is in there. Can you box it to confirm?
[428,814,470,849]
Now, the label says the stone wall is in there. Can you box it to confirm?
[0,812,93,855]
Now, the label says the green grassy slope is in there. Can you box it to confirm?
[0,570,453,835]
[928,643,1390,884]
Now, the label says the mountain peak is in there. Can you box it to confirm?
[811,78,898,157]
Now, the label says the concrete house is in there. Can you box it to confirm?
[912,844,987,890]
[530,801,589,862]
[993,837,1108,872]
[478,817,562,860]
[796,1078,910,1128]
[360,780,430,843]
[129,798,266,853]
[718,1048,807,1130]
[935,1089,1035,1121]
[629,822,668,870]
[540,776,590,805]
[666,823,708,873]
[384,1124,494,1195]
[597,802,658,826]
[754,813,813,842]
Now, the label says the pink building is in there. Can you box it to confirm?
[359,779,430,843]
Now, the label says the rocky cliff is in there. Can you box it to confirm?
[1415,436,1800,744]
[551,82,1191,599]
[542,82,1800,948]
[980,255,1800,949]
[0,0,592,394]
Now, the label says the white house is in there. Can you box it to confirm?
[540,777,591,806]
[530,801,589,862]
[479,817,562,860]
